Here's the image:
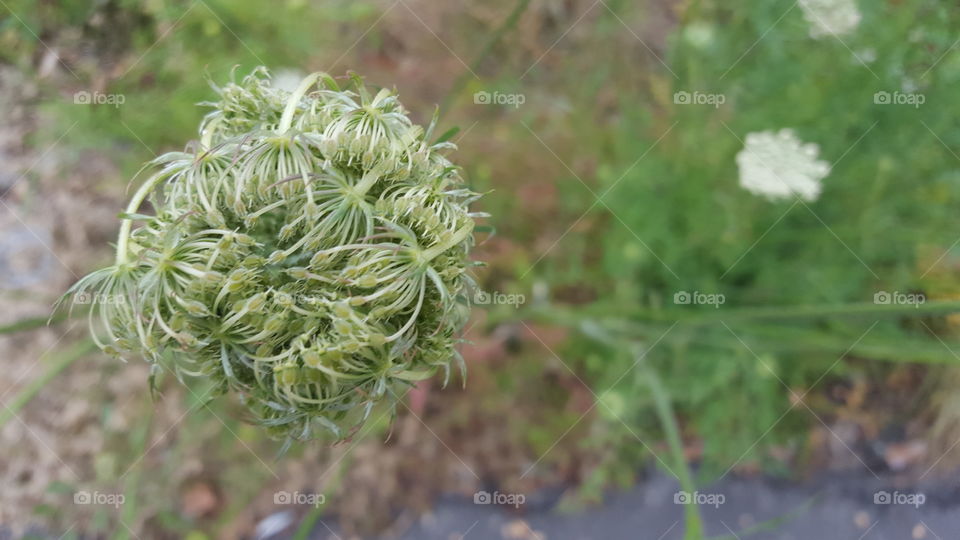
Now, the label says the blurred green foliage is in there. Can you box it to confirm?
[584,0,960,473]
[3,0,378,162]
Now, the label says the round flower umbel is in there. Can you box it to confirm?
[736,129,831,202]
[63,68,482,443]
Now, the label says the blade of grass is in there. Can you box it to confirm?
[709,495,817,539]
[114,416,152,540]
[0,338,97,429]
[609,322,960,365]
[0,308,84,335]
[500,300,960,327]
[292,505,327,540]
[439,0,532,116]
[291,451,355,540]
[672,300,960,326]
[637,353,704,540]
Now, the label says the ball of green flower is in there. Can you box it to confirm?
[65,68,480,442]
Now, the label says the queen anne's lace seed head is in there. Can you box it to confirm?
[62,68,481,443]
[798,0,862,39]
[736,129,831,202]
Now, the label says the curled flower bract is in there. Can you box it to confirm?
[64,68,481,442]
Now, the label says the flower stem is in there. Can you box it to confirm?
[115,172,169,265]
[279,72,324,133]
[484,300,960,327]
[637,356,704,540]
[423,222,474,262]
[353,163,386,198]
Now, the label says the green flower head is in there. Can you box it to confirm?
[65,67,482,442]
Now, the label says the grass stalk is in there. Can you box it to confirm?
[0,339,97,429]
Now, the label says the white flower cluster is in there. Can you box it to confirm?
[798,0,862,39]
[736,129,830,202]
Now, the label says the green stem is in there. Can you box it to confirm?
[200,116,221,150]
[291,451,353,540]
[690,323,960,365]
[672,300,960,326]
[353,162,387,198]
[638,357,704,540]
[484,300,960,328]
[114,116,226,267]
[279,72,323,133]
[439,0,532,116]
[115,172,168,265]
[423,222,474,262]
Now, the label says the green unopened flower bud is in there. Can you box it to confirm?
[279,223,298,240]
[275,363,299,386]
[310,251,332,267]
[303,349,322,368]
[207,210,226,227]
[264,314,286,333]
[170,314,186,331]
[319,137,338,158]
[69,67,480,442]
[304,368,325,383]
[333,320,352,335]
[287,267,310,280]
[350,136,365,155]
[182,299,211,317]
[356,275,377,288]
[362,150,376,169]
[227,279,245,293]
[332,302,352,319]
[246,293,267,312]
[177,332,199,349]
